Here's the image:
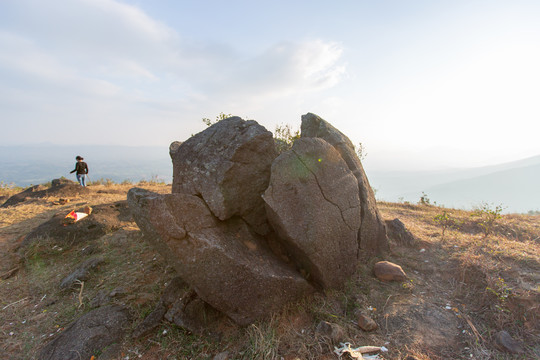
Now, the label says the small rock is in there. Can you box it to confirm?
[59,256,104,289]
[37,305,130,360]
[373,261,408,282]
[315,321,345,343]
[494,330,524,354]
[385,218,415,246]
[357,313,378,331]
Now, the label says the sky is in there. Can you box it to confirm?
[1,0,539,171]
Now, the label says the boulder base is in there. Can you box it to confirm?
[128,188,313,325]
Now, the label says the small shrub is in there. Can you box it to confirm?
[472,202,505,238]
[274,123,300,153]
[486,276,511,311]
[0,181,23,196]
[433,211,460,240]
[202,112,233,127]
[354,142,367,161]
[419,192,431,205]
[91,178,115,186]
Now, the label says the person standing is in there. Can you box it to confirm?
[70,156,89,186]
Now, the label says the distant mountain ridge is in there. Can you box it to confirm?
[369,154,540,213]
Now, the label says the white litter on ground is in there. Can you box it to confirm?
[334,342,385,359]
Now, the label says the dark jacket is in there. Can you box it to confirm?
[70,161,88,175]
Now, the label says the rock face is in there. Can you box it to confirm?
[128,187,313,326]
[263,138,361,288]
[300,113,388,253]
[38,305,130,360]
[128,115,387,326]
[170,117,277,235]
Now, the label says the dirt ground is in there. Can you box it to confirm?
[0,184,538,359]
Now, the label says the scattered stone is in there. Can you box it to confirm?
[51,178,75,187]
[385,218,415,246]
[494,330,524,354]
[128,188,313,326]
[315,321,345,343]
[1,266,19,280]
[60,256,104,289]
[357,313,378,331]
[37,305,131,360]
[170,116,278,235]
[373,261,408,282]
[300,113,388,254]
[263,137,361,289]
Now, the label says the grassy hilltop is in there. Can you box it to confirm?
[0,183,538,359]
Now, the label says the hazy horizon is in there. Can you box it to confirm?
[1,143,538,214]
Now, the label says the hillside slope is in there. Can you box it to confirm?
[0,184,538,359]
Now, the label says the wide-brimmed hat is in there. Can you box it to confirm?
[76,156,84,160]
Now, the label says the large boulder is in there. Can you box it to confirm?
[263,138,361,289]
[300,113,388,253]
[170,117,277,235]
[128,115,387,326]
[127,188,313,326]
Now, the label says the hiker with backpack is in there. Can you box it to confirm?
[70,156,89,186]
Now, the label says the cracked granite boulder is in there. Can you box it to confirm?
[263,137,361,289]
[170,116,277,235]
[301,113,388,254]
[129,115,386,326]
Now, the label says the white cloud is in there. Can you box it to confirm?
[0,0,346,145]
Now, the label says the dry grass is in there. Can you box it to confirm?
[1,186,538,359]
